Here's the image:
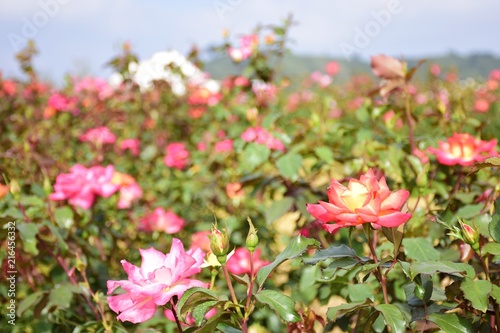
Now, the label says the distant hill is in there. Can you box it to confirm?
[204,53,500,83]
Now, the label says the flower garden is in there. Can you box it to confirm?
[2,20,500,333]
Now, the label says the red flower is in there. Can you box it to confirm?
[306,169,411,233]
[428,133,497,166]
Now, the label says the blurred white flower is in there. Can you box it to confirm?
[111,50,220,96]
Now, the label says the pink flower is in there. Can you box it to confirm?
[474,99,490,113]
[112,172,142,209]
[190,231,212,253]
[412,148,429,164]
[73,77,113,100]
[428,133,497,166]
[325,61,340,76]
[241,126,285,152]
[119,139,140,156]
[252,80,277,105]
[214,139,233,153]
[310,71,332,88]
[107,239,207,323]
[47,92,78,113]
[164,142,190,170]
[227,34,258,62]
[226,182,244,199]
[430,64,441,77]
[489,69,500,81]
[1,80,16,96]
[50,165,119,209]
[306,169,411,233]
[226,248,270,276]
[139,208,185,234]
[79,126,116,146]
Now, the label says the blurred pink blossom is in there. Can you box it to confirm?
[226,247,270,276]
[325,61,340,76]
[241,126,285,151]
[107,239,207,323]
[139,207,185,234]
[120,139,140,156]
[430,64,441,77]
[164,142,190,170]
[1,80,16,96]
[79,126,116,146]
[214,139,234,153]
[190,231,212,253]
[50,165,119,209]
[74,77,114,100]
[47,92,78,114]
[489,69,500,81]
[428,133,497,166]
[227,34,258,62]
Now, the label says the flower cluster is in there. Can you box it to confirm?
[50,165,141,209]
[241,126,285,151]
[79,126,117,146]
[227,34,259,62]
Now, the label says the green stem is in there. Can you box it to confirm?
[222,264,244,321]
[404,84,416,153]
[170,300,184,333]
[242,251,256,332]
[365,226,389,304]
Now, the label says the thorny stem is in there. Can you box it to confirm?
[365,227,389,304]
[404,84,416,154]
[222,264,244,324]
[170,300,184,333]
[241,252,256,332]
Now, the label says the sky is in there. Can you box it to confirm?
[1,0,499,83]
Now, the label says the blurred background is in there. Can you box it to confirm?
[1,0,499,83]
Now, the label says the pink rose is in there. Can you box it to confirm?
[226,248,270,277]
[107,239,207,323]
[139,207,185,234]
[164,142,190,170]
[428,133,497,166]
[79,126,116,146]
[306,169,411,233]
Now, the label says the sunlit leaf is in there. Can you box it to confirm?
[255,290,300,323]
[427,313,473,333]
[460,277,492,312]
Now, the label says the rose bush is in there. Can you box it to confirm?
[2,18,500,333]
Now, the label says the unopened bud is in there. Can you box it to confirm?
[9,179,21,200]
[459,219,479,251]
[246,217,259,252]
[209,223,230,258]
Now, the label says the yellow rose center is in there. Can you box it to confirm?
[341,181,369,211]
[450,142,474,159]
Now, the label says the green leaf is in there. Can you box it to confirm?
[470,156,500,173]
[482,242,500,256]
[192,300,219,326]
[17,290,46,316]
[460,277,492,312]
[43,220,68,254]
[241,143,270,171]
[48,284,73,309]
[489,215,500,243]
[410,261,474,279]
[17,222,40,255]
[314,146,334,164]
[427,313,473,333]
[177,287,222,316]
[255,290,300,323]
[456,204,483,219]
[264,197,294,224]
[374,304,407,333]
[54,206,74,229]
[402,237,440,261]
[257,236,319,287]
[491,285,500,305]
[20,195,44,207]
[191,311,225,333]
[327,299,372,321]
[303,244,357,264]
[381,224,405,254]
[276,152,302,181]
[140,145,157,161]
[347,284,374,302]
